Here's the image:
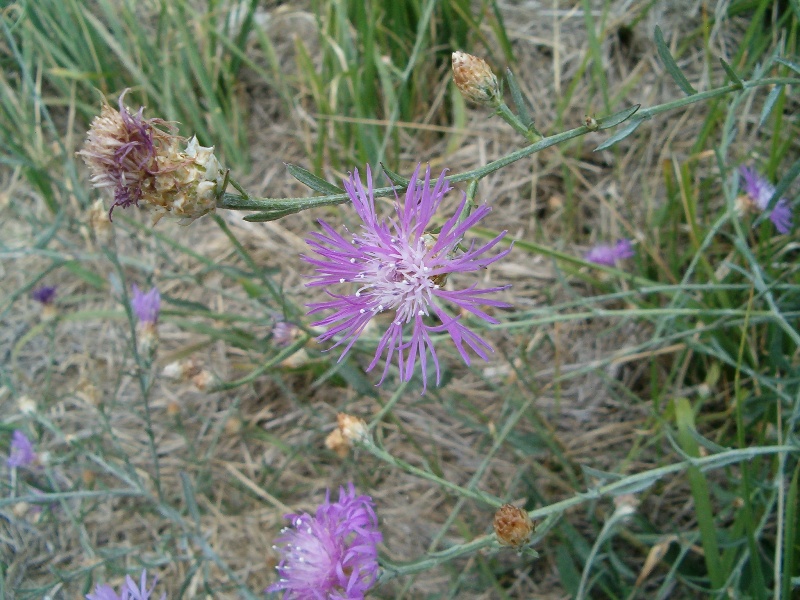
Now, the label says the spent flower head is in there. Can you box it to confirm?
[79,90,225,224]
[493,504,534,548]
[585,239,634,267]
[268,483,381,599]
[304,164,511,390]
[738,166,793,234]
[86,569,164,600]
[451,51,502,107]
[7,430,36,468]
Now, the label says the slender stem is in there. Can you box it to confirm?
[494,102,541,141]
[215,77,799,215]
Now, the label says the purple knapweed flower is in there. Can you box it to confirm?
[7,430,36,468]
[268,483,382,600]
[31,285,57,305]
[739,166,793,234]
[304,164,511,390]
[131,285,161,326]
[585,239,634,267]
[86,569,165,600]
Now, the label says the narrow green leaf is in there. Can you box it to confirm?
[759,85,783,128]
[654,26,697,95]
[243,209,301,222]
[776,57,800,75]
[180,472,201,526]
[63,260,106,289]
[285,163,342,194]
[379,162,409,186]
[782,462,800,600]
[594,118,643,151]
[506,68,534,129]
[719,58,743,88]
[596,104,641,130]
[675,398,724,589]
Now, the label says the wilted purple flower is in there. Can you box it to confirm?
[304,164,510,390]
[31,286,57,305]
[7,430,36,468]
[79,90,223,224]
[739,166,793,234]
[86,569,165,600]
[268,483,381,600]
[131,285,161,326]
[585,239,634,267]
[78,90,170,218]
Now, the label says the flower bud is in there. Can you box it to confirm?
[493,504,534,548]
[452,51,501,107]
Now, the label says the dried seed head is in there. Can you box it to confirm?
[493,504,534,548]
[325,429,350,458]
[452,51,501,107]
[337,412,369,444]
[79,91,225,225]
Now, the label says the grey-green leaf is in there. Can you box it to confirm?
[654,26,697,95]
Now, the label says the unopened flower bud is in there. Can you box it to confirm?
[493,504,534,548]
[452,51,501,107]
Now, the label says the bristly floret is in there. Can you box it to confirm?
[304,164,510,390]
[267,483,382,600]
[86,569,165,600]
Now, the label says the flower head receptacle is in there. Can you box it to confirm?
[304,164,511,391]
[452,51,502,107]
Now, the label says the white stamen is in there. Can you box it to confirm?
[339,278,345,283]
[350,258,356,263]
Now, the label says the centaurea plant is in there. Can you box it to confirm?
[304,164,511,389]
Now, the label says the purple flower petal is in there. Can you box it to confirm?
[131,285,161,326]
[31,286,57,306]
[268,483,381,600]
[86,569,164,600]
[585,239,634,267]
[7,430,36,468]
[739,166,793,234]
[304,164,510,389]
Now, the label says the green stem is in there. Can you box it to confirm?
[494,101,542,141]
[215,77,799,216]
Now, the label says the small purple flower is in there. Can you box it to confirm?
[739,166,793,234]
[31,286,57,305]
[268,483,382,600]
[585,239,634,267]
[86,569,165,600]
[131,285,161,326]
[7,430,36,468]
[304,164,510,390]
